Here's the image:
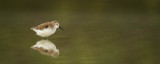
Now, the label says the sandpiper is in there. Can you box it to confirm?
[31,20,63,37]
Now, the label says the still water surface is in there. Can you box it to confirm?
[0,12,159,64]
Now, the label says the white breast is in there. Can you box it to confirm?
[33,27,57,37]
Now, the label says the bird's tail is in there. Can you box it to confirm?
[31,27,36,31]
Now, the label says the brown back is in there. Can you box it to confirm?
[34,20,58,30]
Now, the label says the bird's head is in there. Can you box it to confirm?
[52,20,64,30]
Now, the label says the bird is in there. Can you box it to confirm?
[31,20,64,37]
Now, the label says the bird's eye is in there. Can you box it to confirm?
[45,25,48,28]
[56,23,59,26]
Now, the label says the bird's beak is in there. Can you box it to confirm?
[59,26,64,30]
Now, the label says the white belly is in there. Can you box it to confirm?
[35,28,56,37]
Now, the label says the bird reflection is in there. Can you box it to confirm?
[31,40,59,57]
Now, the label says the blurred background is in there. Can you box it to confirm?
[0,0,160,64]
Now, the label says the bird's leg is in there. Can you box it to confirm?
[42,37,45,40]
[46,37,49,40]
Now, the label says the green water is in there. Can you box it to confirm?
[0,12,159,64]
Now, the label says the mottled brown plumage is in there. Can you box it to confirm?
[33,20,58,30]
